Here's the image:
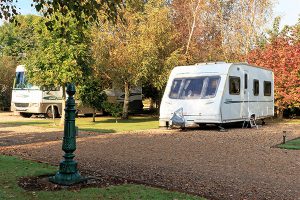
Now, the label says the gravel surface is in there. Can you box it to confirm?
[1,112,300,200]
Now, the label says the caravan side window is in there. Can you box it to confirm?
[42,86,60,91]
[253,79,259,96]
[244,74,248,89]
[264,81,271,96]
[229,76,240,95]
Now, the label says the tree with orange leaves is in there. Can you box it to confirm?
[247,20,300,118]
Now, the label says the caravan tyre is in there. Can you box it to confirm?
[45,106,58,118]
[198,123,207,128]
[20,113,32,118]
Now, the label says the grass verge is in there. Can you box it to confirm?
[267,118,300,125]
[0,116,158,133]
[277,137,300,150]
[0,155,202,200]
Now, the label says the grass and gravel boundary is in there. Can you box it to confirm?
[0,155,203,200]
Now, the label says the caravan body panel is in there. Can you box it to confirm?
[221,64,274,122]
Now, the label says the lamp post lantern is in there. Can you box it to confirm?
[49,83,84,185]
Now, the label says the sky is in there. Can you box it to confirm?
[273,0,300,27]
[0,0,299,28]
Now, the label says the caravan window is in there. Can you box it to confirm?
[14,72,26,89]
[14,72,37,89]
[253,79,259,96]
[244,74,248,89]
[203,77,220,98]
[169,79,182,99]
[229,76,240,95]
[264,81,271,96]
[169,76,220,99]
[41,86,60,91]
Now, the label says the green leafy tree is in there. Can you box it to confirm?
[0,0,123,25]
[0,15,42,59]
[25,12,91,125]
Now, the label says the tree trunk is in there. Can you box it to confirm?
[149,98,154,110]
[122,82,130,119]
[277,108,284,119]
[93,108,96,122]
[59,85,66,126]
[185,0,201,56]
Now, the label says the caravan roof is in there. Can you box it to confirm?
[172,63,231,76]
[16,65,25,72]
[172,62,272,77]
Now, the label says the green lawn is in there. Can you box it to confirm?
[0,155,202,200]
[277,137,300,150]
[268,118,300,125]
[0,116,158,133]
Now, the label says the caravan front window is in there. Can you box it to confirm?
[14,71,38,89]
[169,79,182,98]
[169,76,220,99]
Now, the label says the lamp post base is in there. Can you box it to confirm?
[49,172,84,186]
[49,159,85,185]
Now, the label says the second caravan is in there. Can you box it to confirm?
[159,62,274,128]
[11,65,143,117]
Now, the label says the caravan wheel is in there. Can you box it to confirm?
[20,113,32,118]
[45,106,59,118]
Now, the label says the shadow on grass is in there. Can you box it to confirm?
[0,121,52,128]
[91,117,158,124]
[79,128,116,133]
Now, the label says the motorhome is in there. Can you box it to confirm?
[159,62,274,128]
[11,65,143,117]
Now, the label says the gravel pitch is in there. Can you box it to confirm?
[0,112,300,200]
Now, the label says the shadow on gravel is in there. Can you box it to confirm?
[0,130,116,147]
[176,121,268,132]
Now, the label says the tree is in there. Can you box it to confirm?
[77,78,107,122]
[24,12,91,125]
[92,0,182,119]
[0,15,42,59]
[171,0,273,63]
[0,56,17,110]
[0,15,41,111]
[247,19,300,118]
[102,102,123,123]
[0,0,123,25]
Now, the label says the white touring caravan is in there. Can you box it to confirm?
[159,62,274,128]
[11,65,143,117]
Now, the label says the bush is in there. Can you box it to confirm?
[102,102,123,123]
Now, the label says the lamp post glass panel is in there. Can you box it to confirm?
[49,83,84,185]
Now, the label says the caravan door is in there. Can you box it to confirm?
[241,71,249,119]
[221,76,242,122]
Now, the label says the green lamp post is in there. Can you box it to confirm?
[49,83,84,185]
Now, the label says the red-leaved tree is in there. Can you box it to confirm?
[247,36,300,118]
